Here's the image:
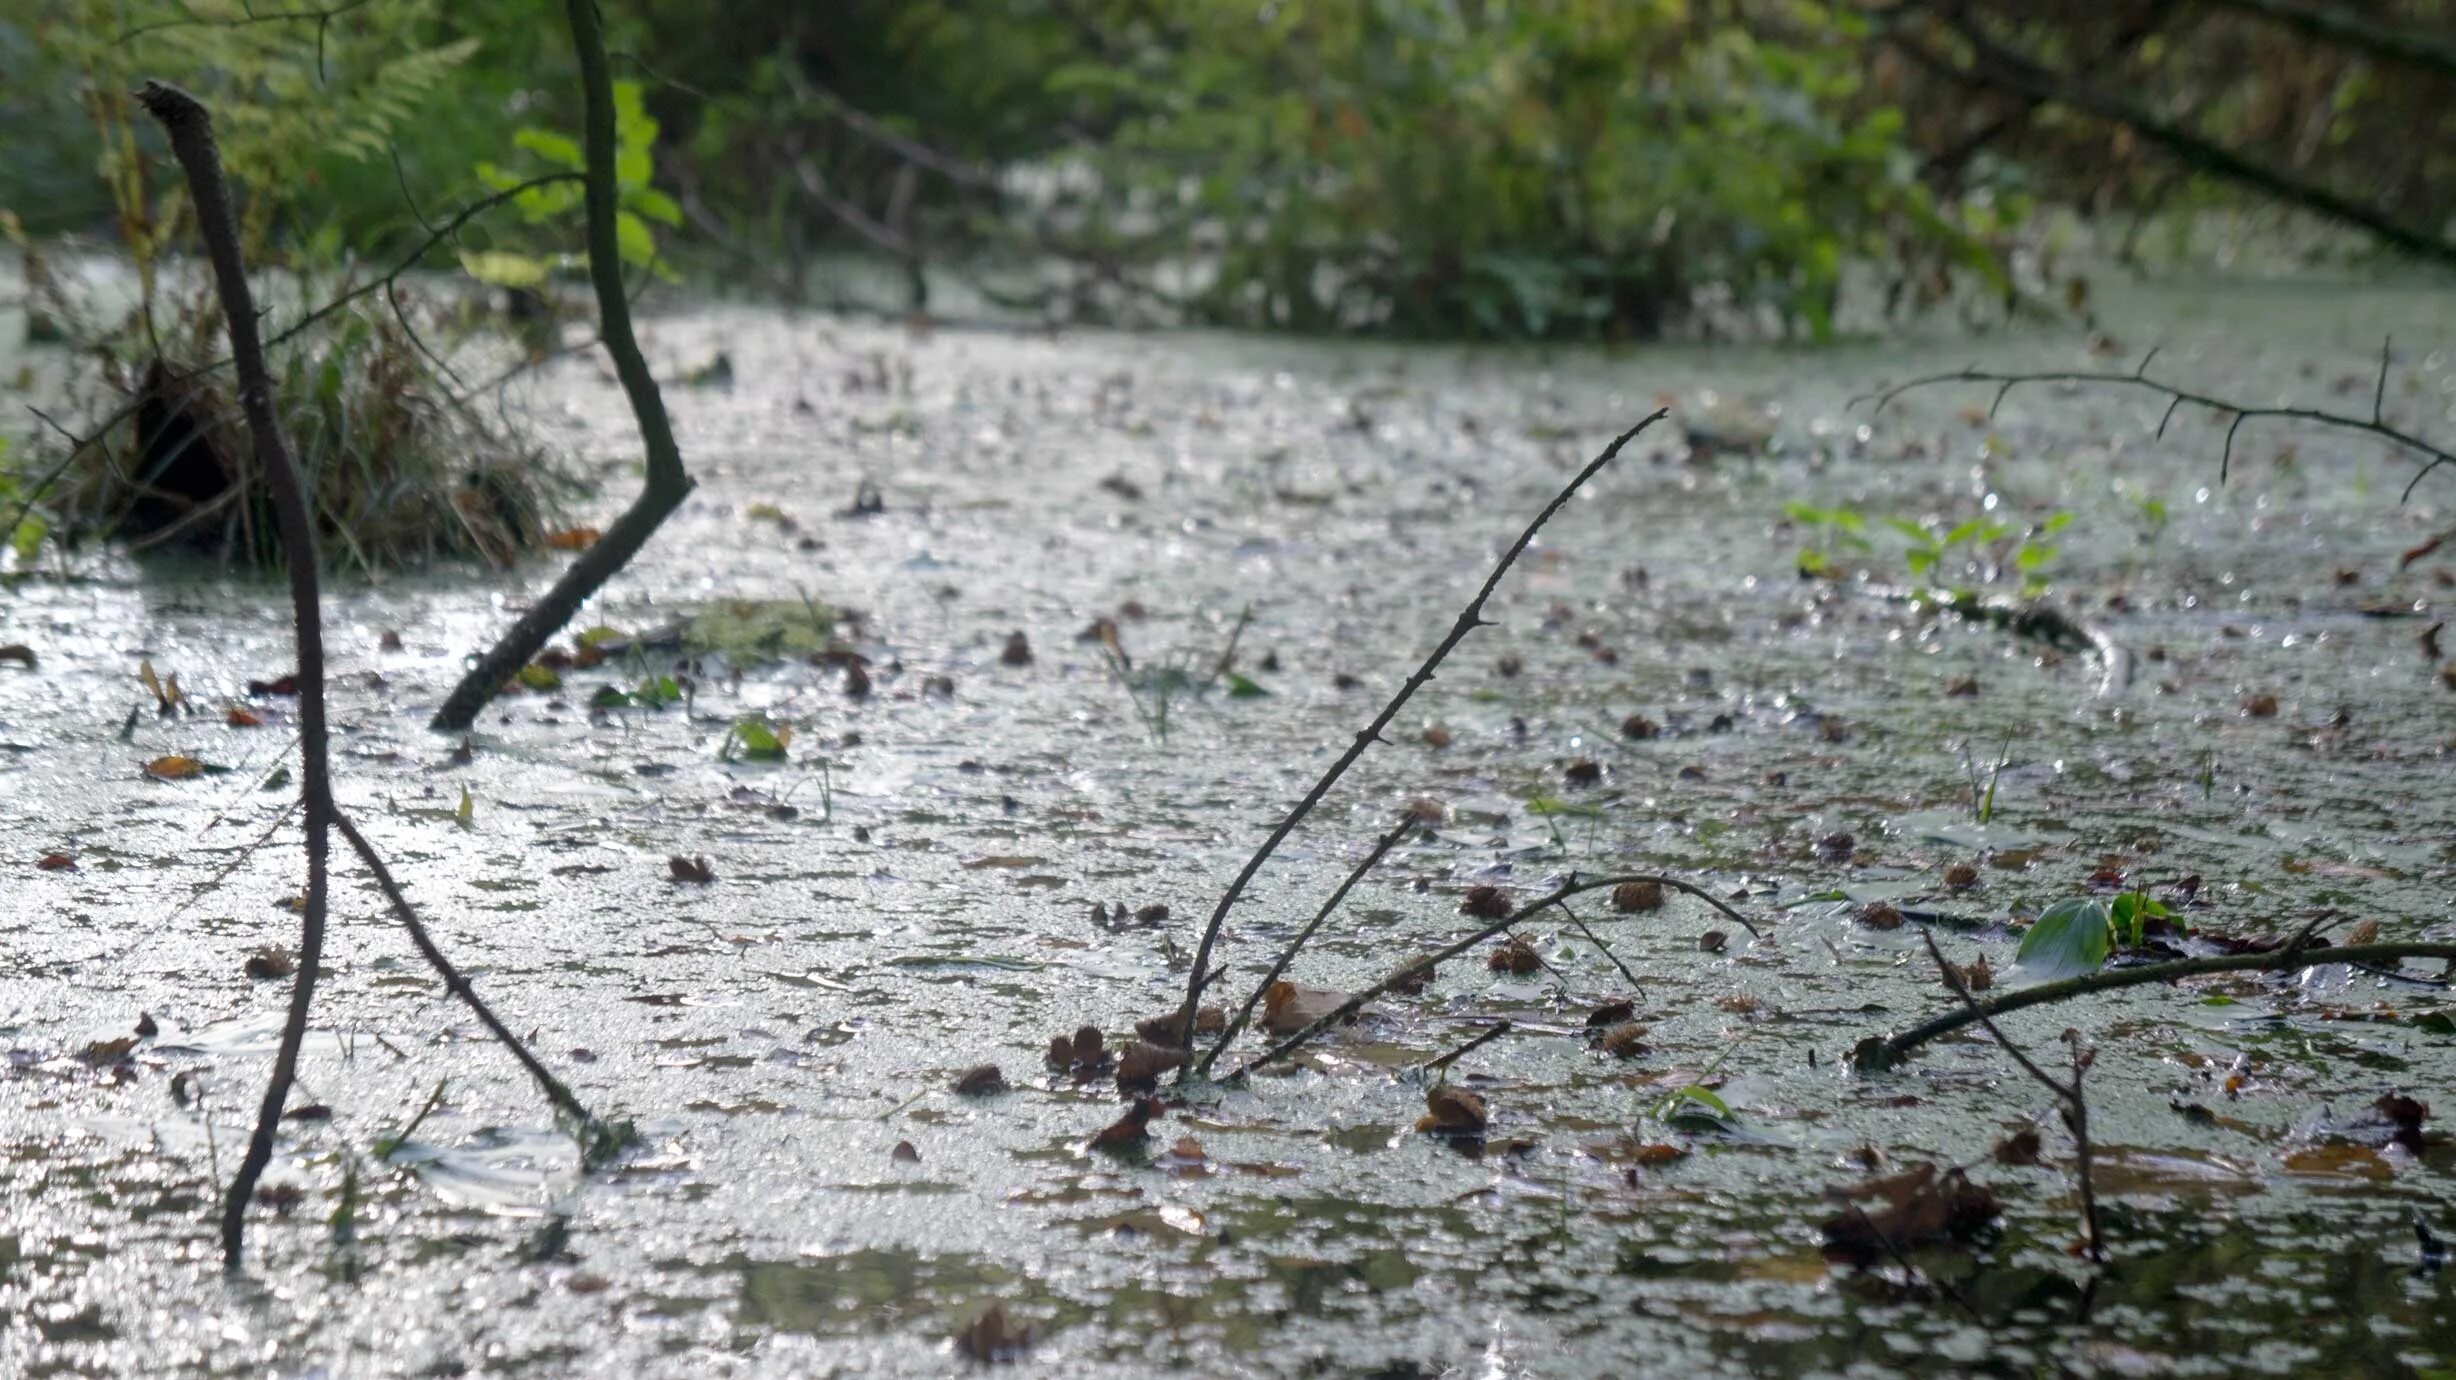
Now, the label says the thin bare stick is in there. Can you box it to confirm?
[1416,1020,1511,1074]
[1566,907,1644,992]
[1223,870,1753,1080]
[1870,941,2456,1065]
[1921,932,2103,1260]
[1199,816,1414,1077]
[136,78,335,1271]
[1854,352,2453,499]
[1171,412,1669,1059]
[429,0,696,731]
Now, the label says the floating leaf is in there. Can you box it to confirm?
[668,855,715,884]
[2015,897,2111,980]
[1224,672,1270,698]
[543,526,601,551]
[1417,1085,1488,1135]
[454,785,474,829]
[144,755,207,781]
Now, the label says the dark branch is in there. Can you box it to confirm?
[1169,412,1668,1077]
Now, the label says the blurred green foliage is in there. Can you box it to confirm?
[2,0,2447,345]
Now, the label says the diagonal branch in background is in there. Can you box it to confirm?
[1167,411,1670,1079]
[429,0,697,732]
[1879,7,2456,269]
[1856,346,2456,498]
[135,77,338,1272]
[2203,0,2456,79]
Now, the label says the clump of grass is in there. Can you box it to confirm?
[12,246,570,574]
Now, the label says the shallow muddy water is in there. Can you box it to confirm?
[2,267,2454,1377]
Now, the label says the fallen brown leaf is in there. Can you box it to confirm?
[953,1302,1031,1363]
[668,855,715,884]
[1460,885,1513,920]
[1115,1042,1189,1092]
[1487,934,1541,974]
[1261,980,1348,1035]
[1089,1096,1164,1150]
[952,1064,1006,1096]
[1417,1085,1488,1136]
[1611,880,1664,913]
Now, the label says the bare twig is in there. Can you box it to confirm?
[1921,932,2104,1260]
[1416,1020,1511,1074]
[1855,350,2455,499]
[1870,941,2456,1064]
[1198,815,1415,1077]
[136,78,335,1271]
[428,0,696,731]
[1223,871,1755,1081]
[1170,412,1670,1069]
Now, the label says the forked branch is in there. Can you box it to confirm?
[1224,871,1756,1081]
[1170,412,1670,1068]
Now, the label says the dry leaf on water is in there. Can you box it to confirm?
[36,853,74,871]
[1261,981,1349,1035]
[0,644,35,668]
[1699,930,1728,953]
[245,947,296,980]
[1597,1022,1649,1060]
[1090,1096,1164,1150]
[953,1064,1006,1096]
[144,755,206,781]
[1611,880,1664,913]
[668,855,715,884]
[891,1140,921,1164]
[1580,998,1635,1028]
[1417,1085,1488,1136]
[1389,958,1438,995]
[1115,1042,1189,1092]
[1487,935,1541,975]
[1133,1005,1223,1046]
[1991,1128,2043,1165]
[1460,885,1513,920]
[1818,1163,1999,1268]
[544,526,601,550]
[954,1303,1031,1363]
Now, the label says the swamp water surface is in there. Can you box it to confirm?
[2,275,2454,1377]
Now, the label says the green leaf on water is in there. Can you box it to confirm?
[1526,796,1604,818]
[1224,672,1271,698]
[454,785,474,828]
[590,685,633,709]
[2412,1012,2456,1035]
[2016,897,2111,980]
[726,717,790,761]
